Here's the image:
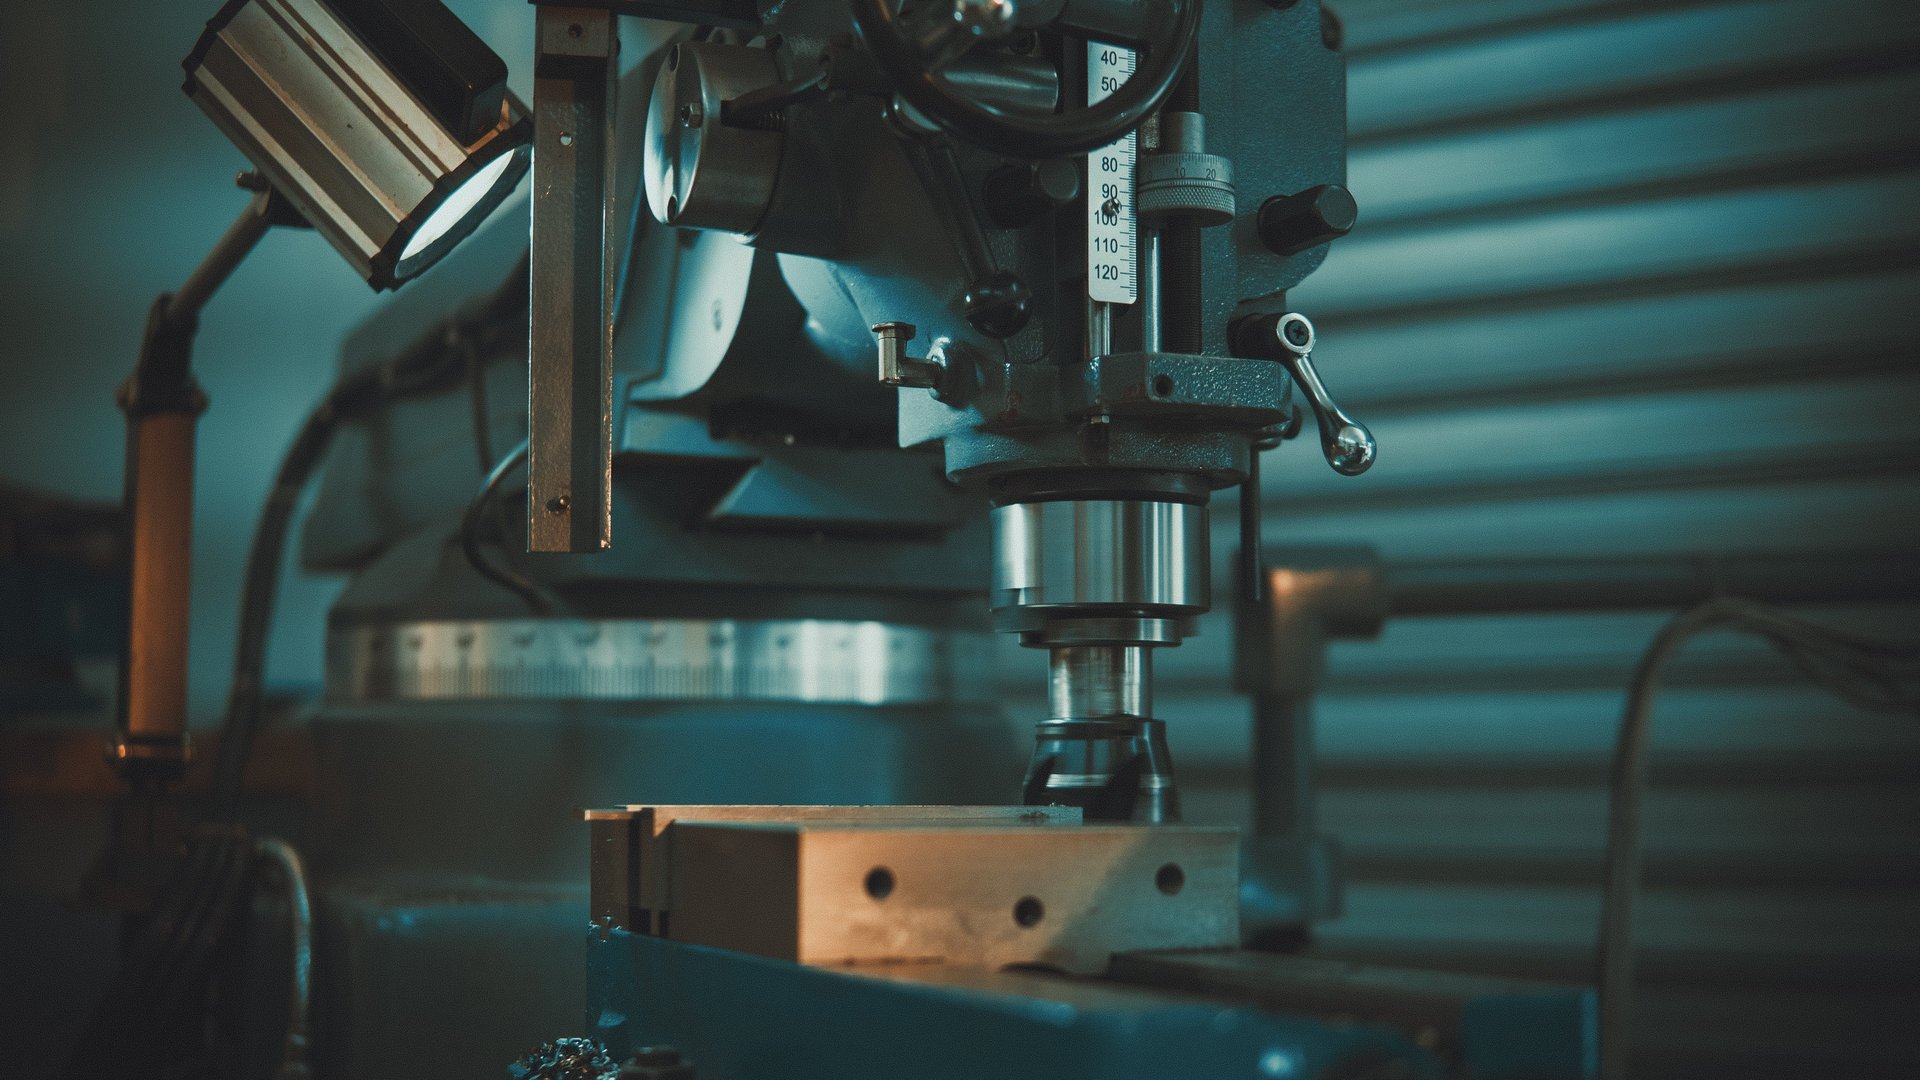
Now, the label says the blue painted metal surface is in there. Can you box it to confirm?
[1458,989,1598,1080]
[587,929,1444,1080]
[1107,951,1595,1080]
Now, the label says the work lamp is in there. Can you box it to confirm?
[184,0,532,290]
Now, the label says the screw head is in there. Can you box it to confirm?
[1276,313,1315,354]
[545,494,570,515]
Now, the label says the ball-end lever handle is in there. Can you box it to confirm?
[1272,312,1375,476]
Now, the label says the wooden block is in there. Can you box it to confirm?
[663,819,1239,974]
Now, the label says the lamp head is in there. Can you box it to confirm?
[184,0,531,290]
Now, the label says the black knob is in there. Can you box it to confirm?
[982,159,1080,229]
[965,271,1033,338]
[1256,184,1357,256]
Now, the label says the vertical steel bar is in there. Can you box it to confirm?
[1140,227,1162,352]
[528,7,617,552]
[1250,692,1314,840]
[1086,298,1114,358]
[1240,451,1263,605]
[1159,225,1202,352]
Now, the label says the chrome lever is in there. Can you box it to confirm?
[1271,312,1375,476]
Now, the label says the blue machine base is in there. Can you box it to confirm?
[586,929,1445,1080]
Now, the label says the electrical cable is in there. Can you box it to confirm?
[470,249,531,472]
[208,252,530,816]
[849,0,1204,158]
[1598,596,1920,1080]
[254,837,314,1080]
[466,332,494,474]
[61,826,255,1080]
[459,439,561,616]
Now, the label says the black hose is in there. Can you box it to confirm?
[209,380,367,816]
[850,0,1203,158]
[467,333,494,473]
[1598,598,1920,1080]
[60,825,255,1080]
[208,253,529,814]
[254,837,314,1080]
[460,440,560,615]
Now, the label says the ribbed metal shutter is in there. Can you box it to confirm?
[1002,3,1920,1076]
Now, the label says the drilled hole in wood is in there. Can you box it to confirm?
[1013,896,1044,927]
[1156,863,1185,895]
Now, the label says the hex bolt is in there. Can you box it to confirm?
[1256,184,1358,257]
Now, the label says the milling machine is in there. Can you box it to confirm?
[76,1,1596,1078]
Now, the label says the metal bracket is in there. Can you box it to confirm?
[528,7,618,552]
[1233,547,1387,939]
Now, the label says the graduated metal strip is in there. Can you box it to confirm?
[328,619,996,705]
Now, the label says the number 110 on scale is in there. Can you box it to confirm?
[1087,42,1137,306]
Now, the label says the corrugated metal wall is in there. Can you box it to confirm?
[1002,2,1920,1075]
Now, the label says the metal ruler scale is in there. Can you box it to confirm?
[1086,42,1138,306]
[328,618,996,705]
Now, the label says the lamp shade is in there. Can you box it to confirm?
[184,0,531,290]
